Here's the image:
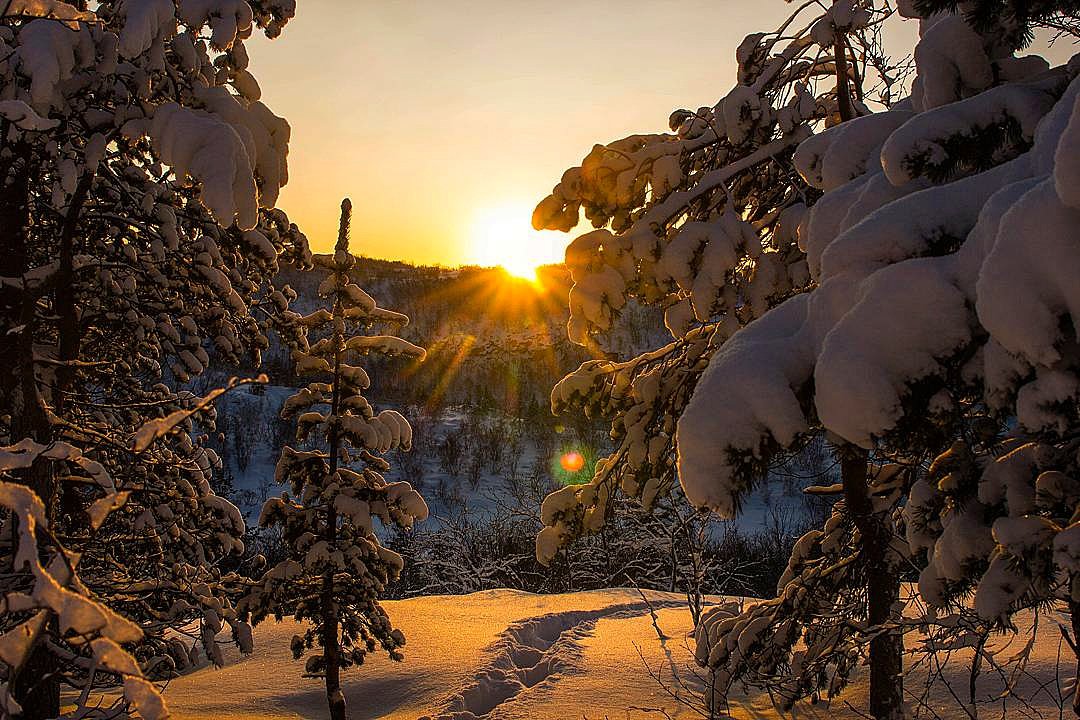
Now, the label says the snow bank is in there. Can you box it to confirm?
[162,588,1080,720]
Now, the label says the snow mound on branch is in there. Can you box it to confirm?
[15,19,88,111]
[179,0,254,50]
[677,295,815,516]
[912,15,993,110]
[3,0,95,27]
[195,86,291,208]
[146,103,260,229]
[881,84,1056,186]
[676,39,1080,511]
[794,109,913,192]
[976,179,1080,369]
[814,257,972,446]
[116,0,176,59]
[0,99,59,130]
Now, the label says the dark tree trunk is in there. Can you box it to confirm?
[833,23,856,122]
[322,232,348,720]
[10,624,60,720]
[321,500,346,720]
[841,447,903,720]
[0,141,34,427]
[1,141,62,720]
[1071,599,1080,718]
[54,172,94,415]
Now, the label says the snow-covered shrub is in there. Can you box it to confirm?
[240,200,428,720]
[386,481,794,605]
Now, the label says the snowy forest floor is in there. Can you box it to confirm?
[162,588,1071,720]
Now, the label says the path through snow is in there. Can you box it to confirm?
[424,599,686,719]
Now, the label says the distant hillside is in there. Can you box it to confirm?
[262,258,667,414]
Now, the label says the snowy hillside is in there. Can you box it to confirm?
[209,382,816,535]
[165,588,1072,720]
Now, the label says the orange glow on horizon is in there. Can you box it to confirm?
[469,201,561,281]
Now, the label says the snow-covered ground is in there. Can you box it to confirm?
[165,589,698,720]
[164,588,1072,720]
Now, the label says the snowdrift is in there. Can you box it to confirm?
[165,589,1070,720]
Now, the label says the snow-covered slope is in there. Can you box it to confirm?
[164,589,700,720]
[164,589,1070,720]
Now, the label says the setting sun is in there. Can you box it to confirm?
[469,201,562,280]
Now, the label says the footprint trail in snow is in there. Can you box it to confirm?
[422,600,685,719]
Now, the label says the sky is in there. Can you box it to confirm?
[246,1,811,267]
[246,4,1079,269]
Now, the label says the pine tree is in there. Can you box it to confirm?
[533,1,910,715]
[0,1,307,716]
[1,443,167,720]
[688,3,1080,717]
[536,0,1080,717]
[533,0,903,562]
[241,199,428,720]
[916,0,1080,48]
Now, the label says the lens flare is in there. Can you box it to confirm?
[559,451,585,473]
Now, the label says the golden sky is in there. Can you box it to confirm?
[247,1,806,267]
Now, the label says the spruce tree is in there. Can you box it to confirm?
[537,0,1080,717]
[534,1,910,715]
[242,199,428,720]
[0,1,306,716]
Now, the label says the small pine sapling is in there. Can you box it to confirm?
[242,200,428,720]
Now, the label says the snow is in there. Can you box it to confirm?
[676,294,814,515]
[814,256,973,446]
[881,82,1057,186]
[0,98,58,130]
[116,0,175,59]
[159,587,1079,719]
[976,178,1080,369]
[131,382,236,452]
[144,103,261,229]
[675,36,1080,513]
[1053,88,1080,205]
[912,15,993,110]
[10,1,1080,714]
[178,0,254,51]
[794,110,913,192]
[15,19,84,111]
[166,589,694,719]
[3,0,95,26]
[808,0,871,49]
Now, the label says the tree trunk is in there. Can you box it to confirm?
[833,24,856,122]
[322,245,348,720]
[1,142,62,720]
[54,172,93,415]
[321,501,346,720]
[840,446,903,720]
[1071,598,1080,718]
